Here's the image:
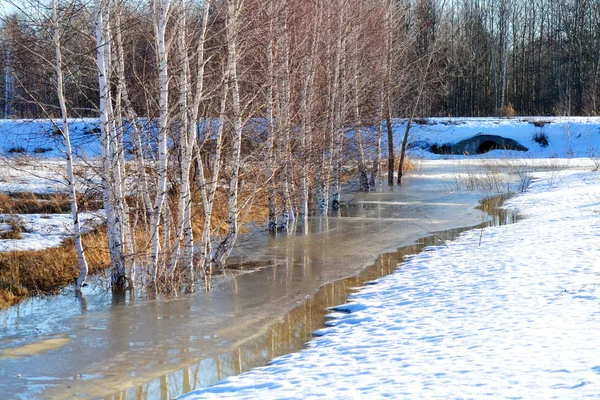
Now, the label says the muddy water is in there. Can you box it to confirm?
[0,163,519,399]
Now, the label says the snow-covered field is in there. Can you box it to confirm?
[0,157,100,252]
[0,118,100,158]
[181,170,600,399]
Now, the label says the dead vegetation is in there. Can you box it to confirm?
[0,184,268,309]
[0,192,102,214]
[0,227,110,309]
[0,216,26,240]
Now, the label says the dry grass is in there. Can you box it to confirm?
[0,216,25,240]
[500,103,517,117]
[396,155,415,176]
[0,227,110,309]
[0,192,101,214]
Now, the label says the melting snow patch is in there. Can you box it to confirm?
[0,212,103,252]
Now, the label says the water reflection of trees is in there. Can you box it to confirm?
[107,196,517,400]
[106,245,407,400]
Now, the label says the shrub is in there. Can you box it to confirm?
[33,147,53,154]
[429,143,452,154]
[532,120,550,128]
[500,103,516,117]
[6,146,27,154]
[533,132,549,147]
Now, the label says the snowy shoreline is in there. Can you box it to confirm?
[181,169,600,399]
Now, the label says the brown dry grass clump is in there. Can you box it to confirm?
[0,216,25,240]
[394,155,415,176]
[0,228,110,309]
[500,103,517,118]
[0,192,101,214]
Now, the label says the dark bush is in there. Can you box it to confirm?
[533,132,549,147]
[429,144,452,154]
[6,147,27,154]
[33,147,53,154]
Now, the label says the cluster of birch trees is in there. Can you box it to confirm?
[2,0,600,292]
[0,0,427,292]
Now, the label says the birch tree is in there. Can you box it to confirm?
[212,0,244,268]
[149,0,170,284]
[52,0,89,291]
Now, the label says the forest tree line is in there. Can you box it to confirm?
[0,0,599,293]
[3,0,600,119]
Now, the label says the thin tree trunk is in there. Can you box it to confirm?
[95,0,126,287]
[53,0,88,292]
[371,82,384,188]
[150,0,171,283]
[353,31,369,192]
[397,0,447,186]
[265,26,277,232]
[299,6,319,229]
[168,0,194,283]
[212,0,243,268]
[198,81,228,277]
[330,0,345,211]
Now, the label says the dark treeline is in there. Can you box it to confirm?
[2,0,600,119]
[441,0,600,116]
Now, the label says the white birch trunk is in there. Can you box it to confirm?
[198,81,228,276]
[114,7,154,283]
[168,0,193,279]
[277,1,295,232]
[265,5,277,233]
[299,6,320,229]
[353,31,369,192]
[104,8,128,285]
[95,0,126,286]
[150,0,171,283]
[330,3,345,211]
[53,0,89,291]
[372,81,384,188]
[212,0,243,268]
[111,9,134,283]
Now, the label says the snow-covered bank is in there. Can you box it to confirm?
[403,117,600,159]
[0,212,103,252]
[180,169,600,399]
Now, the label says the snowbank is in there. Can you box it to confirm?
[180,169,600,399]
[402,117,600,159]
[0,212,103,252]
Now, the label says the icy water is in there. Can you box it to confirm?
[0,162,518,399]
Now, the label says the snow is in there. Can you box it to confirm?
[0,159,72,194]
[0,212,103,252]
[402,116,600,159]
[0,157,102,252]
[0,118,101,158]
[181,169,600,398]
